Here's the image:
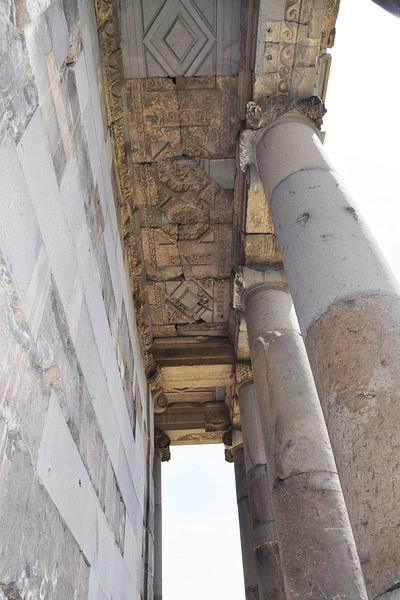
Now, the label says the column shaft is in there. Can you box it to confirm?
[256,116,400,597]
[154,453,162,600]
[238,381,286,599]
[244,282,367,599]
[233,444,260,600]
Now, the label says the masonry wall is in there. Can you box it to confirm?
[0,1,153,598]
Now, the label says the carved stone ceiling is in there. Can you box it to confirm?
[96,0,339,446]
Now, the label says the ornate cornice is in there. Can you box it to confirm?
[154,430,171,461]
[94,0,160,391]
[246,96,326,131]
[175,431,225,445]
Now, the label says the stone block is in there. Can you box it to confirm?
[121,0,241,78]
[0,131,43,310]
[17,108,77,309]
[26,0,52,21]
[74,299,120,469]
[37,393,136,598]
[83,101,101,180]
[124,515,139,587]
[46,0,70,69]
[104,218,123,317]
[60,153,86,246]
[24,15,52,104]
[0,1,38,140]
[73,51,90,113]
[117,439,144,527]
[25,246,51,340]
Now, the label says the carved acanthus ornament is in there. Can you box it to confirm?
[154,430,171,462]
[246,96,326,131]
[235,363,253,394]
[94,0,160,390]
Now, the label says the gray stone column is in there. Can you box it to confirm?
[153,452,162,600]
[236,367,286,600]
[246,105,400,598]
[239,269,367,599]
[154,431,171,600]
[226,431,260,600]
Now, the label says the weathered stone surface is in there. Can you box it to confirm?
[120,0,241,78]
[306,295,400,598]
[0,0,38,140]
[0,1,151,597]
[245,282,367,598]
[127,77,240,162]
[273,474,366,599]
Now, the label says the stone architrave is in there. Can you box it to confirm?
[244,104,400,598]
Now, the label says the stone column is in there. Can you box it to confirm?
[238,268,367,599]
[242,98,400,597]
[225,430,260,600]
[236,366,286,599]
[154,431,171,600]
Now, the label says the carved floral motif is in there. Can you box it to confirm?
[246,96,326,130]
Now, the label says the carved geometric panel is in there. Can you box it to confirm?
[133,159,233,277]
[147,277,230,331]
[121,0,241,77]
[132,155,234,337]
[126,77,240,162]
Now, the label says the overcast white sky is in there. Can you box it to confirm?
[162,3,400,599]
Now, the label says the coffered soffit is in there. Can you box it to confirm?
[94,0,339,445]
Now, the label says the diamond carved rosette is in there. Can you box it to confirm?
[136,157,233,332]
[143,0,215,76]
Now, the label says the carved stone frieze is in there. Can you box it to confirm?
[174,431,225,445]
[254,0,340,102]
[94,0,160,388]
[126,77,241,162]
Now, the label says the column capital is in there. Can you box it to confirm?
[223,428,243,463]
[233,267,288,312]
[247,96,326,132]
[154,430,171,461]
[239,97,325,175]
[235,363,253,394]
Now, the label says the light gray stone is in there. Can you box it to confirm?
[25,245,51,340]
[121,0,241,78]
[0,0,38,140]
[37,392,137,600]
[104,218,123,318]
[24,15,52,104]
[46,0,70,69]
[17,108,77,309]
[73,50,90,113]
[83,101,101,180]
[272,169,400,335]
[0,131,43,311]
